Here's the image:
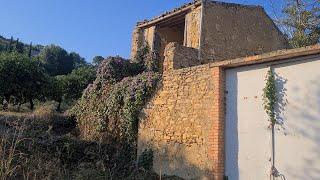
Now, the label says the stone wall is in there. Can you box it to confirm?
[131,26,156,59]
[163,42,200,71]
[144,26,156,50]
[138,59,225,179]
[131,5,201,61]
[131,27,143,59]
[156,25,185,71]
[138,65,213,179]
[132,1,290,62]
[185,6,201,48]
[200,1,289,63]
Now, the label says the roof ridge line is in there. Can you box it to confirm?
[136,0,262,28]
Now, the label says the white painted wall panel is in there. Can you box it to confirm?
[225,65,270,180]
[225,56,320,180]
[273,59,320,179]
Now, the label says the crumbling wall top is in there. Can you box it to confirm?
[136,0,262,28]
[163,42,200,71]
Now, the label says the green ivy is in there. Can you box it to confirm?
[263,69,277,125]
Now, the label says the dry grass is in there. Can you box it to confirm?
[0,109,184,180]
[0,111,30,118]
[0,111,121,179]
[0,110,73,179]
[0,124,26,180]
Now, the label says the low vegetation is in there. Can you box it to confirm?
[0,108,176,179]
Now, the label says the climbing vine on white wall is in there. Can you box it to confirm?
[263,69,277,126]
[262,69,286,180]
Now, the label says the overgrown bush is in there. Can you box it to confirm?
[70,72,160,141]
[95,56,144,86]
[133,44,159,72]
[70,46,161,142]
[69,46,161,177]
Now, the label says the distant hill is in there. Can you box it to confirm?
[0,35,44,56]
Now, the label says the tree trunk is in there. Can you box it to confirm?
[56,99,62,112]
[30,98,34,111]
[3,96,9,111]
[18,102,22,112]
[2,100,6,111]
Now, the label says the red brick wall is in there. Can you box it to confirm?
[208,67,225,180]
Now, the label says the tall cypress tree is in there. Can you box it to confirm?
[5,44,9,52]
[28,42,33,58]
[8,36,13,52]
[14,38,24,53]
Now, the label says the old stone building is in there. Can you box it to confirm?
[131,0,289,70]
[133,1,320,180]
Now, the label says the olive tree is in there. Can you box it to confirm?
[0,52,49,110]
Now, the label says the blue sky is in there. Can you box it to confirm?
[0,0,283,62]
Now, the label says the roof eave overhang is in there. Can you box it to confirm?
[137,1,202,29]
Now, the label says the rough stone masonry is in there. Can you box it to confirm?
[134,1,290,179]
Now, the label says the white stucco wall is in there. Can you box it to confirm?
[225,55,320,180]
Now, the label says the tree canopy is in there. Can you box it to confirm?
[280,0,320,47]
[92,56,105,66]
[62,65,96,100]
[69,52,87,69]
[0,36,95,111]
[39,45,87,76]
[0,52,49,109]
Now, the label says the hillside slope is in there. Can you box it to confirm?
[0,35,43,55]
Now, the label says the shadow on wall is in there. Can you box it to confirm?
[274,72,288,130]
[139,139,213,180]
[284,74,320,179]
